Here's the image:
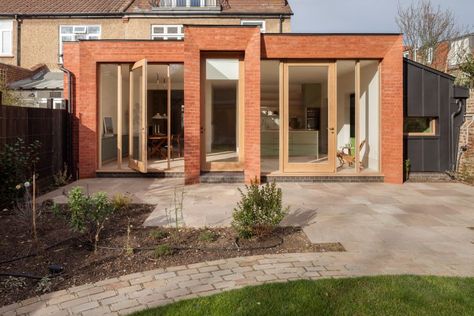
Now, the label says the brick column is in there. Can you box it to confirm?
[458,89,474,182]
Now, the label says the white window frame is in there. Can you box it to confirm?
[59,25,101,62]
[0,20,13,56]
[426,47,433,64]
[403,51,410,58]
[151,25,184,40]
[240,20,266,33]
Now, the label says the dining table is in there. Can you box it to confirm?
[148,134,168,159]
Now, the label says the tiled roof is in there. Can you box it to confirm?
[0,0,291,15]
[0,0,133,15]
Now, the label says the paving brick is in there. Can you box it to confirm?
[109,299,139,312]
[104,281,131,291]
[16,301,47,314]
[137,293,166,305]
[256,275,277,282]
[154,272,177,280]
[119,272,144,281]
[211,269,233,277]
[117,285,143,295]
[141,279,166,289]
[76,286,105,297]
[177,268,199,276]
[198,265,220,273]
[187,262,208,269]
[81,306,112,316]
[223,274,245,281]
[165,288,191,299]
[166,265,187,272]
[118,305,145,315]
[44,293,77,305]
[88,290,118,301]
[189,284,214,294]
[190,272,212,280]
[70,301,100,314]
[213,281,235,289]
[59,296,89,309]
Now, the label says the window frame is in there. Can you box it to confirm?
[426,47,433,64]
[404,117,438,137]
[59,25,101,62]
[151,25,184,40]
[0,20,13,57]
[240,20,266,33]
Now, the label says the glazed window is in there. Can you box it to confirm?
[240,20,266,33]
[59,25,101,62]
[0,20,13,56]
[151,25,184,40]
[404,117,437,136]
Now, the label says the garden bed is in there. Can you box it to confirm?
[0,204,344,307]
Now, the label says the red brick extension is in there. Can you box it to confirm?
[63,28,403,184]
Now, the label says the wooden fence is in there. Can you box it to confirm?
[0,98,73,194]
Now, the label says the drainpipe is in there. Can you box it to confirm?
[59,64,78,180]
[450,99,464,171]
[279,15,284,33]
[15,15,21,67]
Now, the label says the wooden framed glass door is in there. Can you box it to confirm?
[282,62,336,173]
[129,59,148,173]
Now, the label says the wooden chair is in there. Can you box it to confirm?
[337,140,366,168]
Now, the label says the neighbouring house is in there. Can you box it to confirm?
[403,58,469,180]
[0,0,292,107]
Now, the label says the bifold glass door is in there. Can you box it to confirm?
[282,62,336,173]
[129,59,148,173]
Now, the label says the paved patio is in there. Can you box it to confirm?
[4,179,473,315]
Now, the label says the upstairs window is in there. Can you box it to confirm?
[241,20,266,33]
[0,20,13,56]
[151,25,184,40]
[59,25,101,62]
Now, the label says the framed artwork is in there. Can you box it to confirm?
[103,117,114,136]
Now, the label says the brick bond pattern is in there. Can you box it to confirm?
[2,253,354,316]
[4,248,472,316]
[63,30,403,184]
[458,89,474,181]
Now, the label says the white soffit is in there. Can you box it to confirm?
[206,59,239,80]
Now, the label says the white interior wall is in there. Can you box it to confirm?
[336,62,355,150]
[359,61,380,171]
[100,65,118,136]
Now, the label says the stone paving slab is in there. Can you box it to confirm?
[3,251,474,316]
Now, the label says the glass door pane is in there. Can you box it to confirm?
[203,58,243,169]
[284,63,335,173]
[129,59,148,173]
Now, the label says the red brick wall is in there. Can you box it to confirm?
[184,26,261,184]
[63,41,185,179]
[262,34,404,184]
[64,32,403,184]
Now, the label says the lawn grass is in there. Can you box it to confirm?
[132,275,474,316]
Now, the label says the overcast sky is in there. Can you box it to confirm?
[289,0,473,33]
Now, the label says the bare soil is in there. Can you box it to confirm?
[0,204,344,307]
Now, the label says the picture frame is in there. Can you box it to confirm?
[103,117,114,136]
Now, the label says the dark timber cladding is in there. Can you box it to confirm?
[403,58,468,173]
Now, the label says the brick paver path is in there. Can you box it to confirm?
[2,250,472,316]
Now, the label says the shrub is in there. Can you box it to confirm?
[154,244,173,258]
[198,229,218,243]
[0,138,41,207]
[59,187,115,253]
[150,229,169,240]
[53,163,72,187]
[112,193,132,211]
[232,180,288,239]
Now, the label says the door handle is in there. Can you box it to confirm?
[328,127,335,131]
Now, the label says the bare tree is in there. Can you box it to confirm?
[396,0,462,65]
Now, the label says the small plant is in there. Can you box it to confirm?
[404,159,411,181]
[53,163,72,187]
[153,244,173,258]
[149,229,169,240]
[35,277,52,294]
[165,188,185,230]
[198,229,218,243]
[0,138,41,208]
[1,276,27,292]
[112,193,132,211]
[14,179,42,240]
[232,180,288,239]
[124,217,134,256]
[58,187,116,253]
